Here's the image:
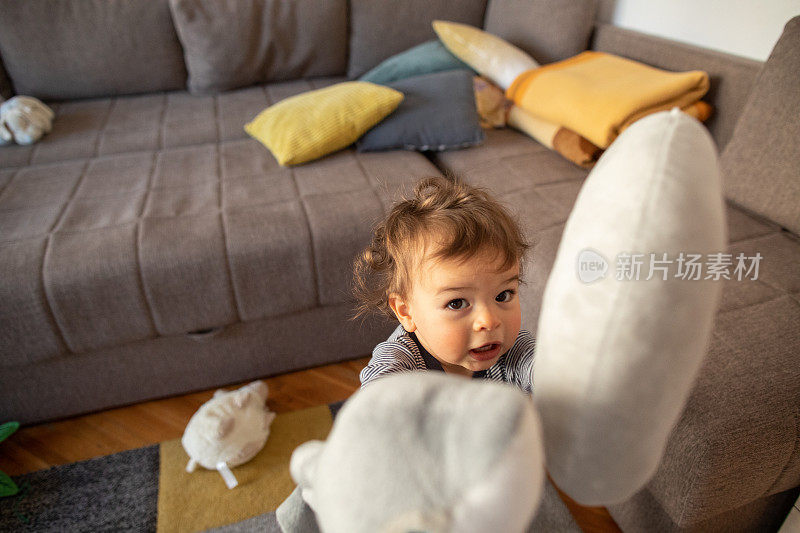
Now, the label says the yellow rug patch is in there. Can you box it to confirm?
[156,405,333,533]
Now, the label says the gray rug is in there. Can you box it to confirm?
[0,445,159,532]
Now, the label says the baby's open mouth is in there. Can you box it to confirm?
[471,343,497,353]
[469,343,501,361]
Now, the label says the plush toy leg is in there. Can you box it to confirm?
[217,461,239,489]
[0,123,12,145]
[186,458,198,473]
[276,486,322,533]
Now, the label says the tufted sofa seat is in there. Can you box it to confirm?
[0,75,442,421]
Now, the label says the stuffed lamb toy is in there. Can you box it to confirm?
[288,372,545,533]
[279,110,726,533]
[182,380,276,489]
[0,96,54,145]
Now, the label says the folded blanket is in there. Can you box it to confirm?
[507,105,601,168]
[552,127,603,169]
[670,100,713,124]
[506,51,709,148]
[509,101,713,169]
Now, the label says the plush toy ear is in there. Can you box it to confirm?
[247,380,269,403]
[534,109,725,505]
[290,440,325,508]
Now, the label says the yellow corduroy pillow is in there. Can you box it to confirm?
[245,82,403,166]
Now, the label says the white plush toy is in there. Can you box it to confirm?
[182,380,276,489]
[287,372,546,533]
[0,96,55,145]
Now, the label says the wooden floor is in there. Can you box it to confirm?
[0,357,620,533]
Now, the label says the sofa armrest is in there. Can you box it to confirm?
[647,296,800,526]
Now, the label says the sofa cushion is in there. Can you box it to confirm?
[720,230,800,315]
[646,296,800,524]
[434,128,589,191]
[0,95,440,365]
[720,16,800,236]
[347,0,488,78]
[0,0,187,100]
[0,78,348,170]
[169,0,348,95]
[244,82,404,166]
[609,483,800,532]
[357,70,485,153]
[726,203,780,244]
[359,40,473,85]
[484,0,597,64]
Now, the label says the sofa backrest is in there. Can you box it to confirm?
[347,0,488,79]
[0,0,187,101]
[484,0,596,64]
[170,0,349,95]
[590,23,764,151]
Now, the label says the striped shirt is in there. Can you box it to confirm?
[360,325,536,394]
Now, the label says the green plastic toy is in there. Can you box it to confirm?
[0,421,20,497]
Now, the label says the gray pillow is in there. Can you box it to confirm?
[720,16,800,235]
[169,0,348,95]
[357,70,485,152]
[0,0,186,100]
[348,0,487,78]
[484,0,597,64]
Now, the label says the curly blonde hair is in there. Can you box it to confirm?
[352,175,529,320]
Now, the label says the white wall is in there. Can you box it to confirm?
[596,0,799,61]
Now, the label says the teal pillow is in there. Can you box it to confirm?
[359,40,475,85]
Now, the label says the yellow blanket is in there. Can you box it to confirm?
[506,51,710,148]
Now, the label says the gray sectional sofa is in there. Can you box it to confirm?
[0,0,797,530]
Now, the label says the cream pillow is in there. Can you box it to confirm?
[432,20,539,90]
[245,81,403,166]
[534,109,726,505]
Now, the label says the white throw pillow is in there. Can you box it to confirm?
[533,109,726,505]
[432,20,539,90]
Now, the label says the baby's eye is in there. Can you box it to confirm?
[446,298,468,310]
[496,289,516,303]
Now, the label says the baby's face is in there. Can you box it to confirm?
[398,251,522,374]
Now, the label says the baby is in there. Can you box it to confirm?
[353,175,535,393]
